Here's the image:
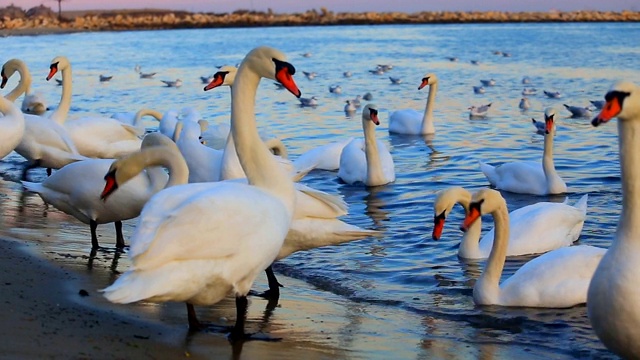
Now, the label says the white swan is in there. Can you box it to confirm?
[0,62,25,159]
[338,104,395,186]
[460,188,605,308]
[389,73,438,135]
[1,58,48,115]
[21,133,171,249]
[480,107,566,195]
[2,59,84,179]
[46,56,144,159]
[433,187,588,259]
[293,137,354,171]
[174,119,223,183]
[100,46,303,339]
[111,108,163,135]
[588,81,640,359]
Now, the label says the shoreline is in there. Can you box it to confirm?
[0,8,639,37]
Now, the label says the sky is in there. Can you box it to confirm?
[10,0,639,13]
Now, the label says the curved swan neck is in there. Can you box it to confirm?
[421,82,437,134]
[617,119,640,239]
[5,62,30,102]
[231,61,295,213]
[458,215,483,258]
[363,118,384,185]
[134,109,163,128]
[129,147,188,188]
[477,202,510,298]
[50,63,72,125]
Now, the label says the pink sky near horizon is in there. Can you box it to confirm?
[10,0,639,13]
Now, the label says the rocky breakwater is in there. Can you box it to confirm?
[1,6,639,35]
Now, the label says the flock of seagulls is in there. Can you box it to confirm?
[0,45,639,357]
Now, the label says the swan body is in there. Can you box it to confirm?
[46,56,144,158]
[588,81,640,359]
[389,73,438,135]
[433,187,588,259]
[174,119,223,183]
[2,59,84,175]
[101,46,302,337]
[22,133,171,248]
[461,189,605,308]
[338,104,395,186]
[480,107,566,195]
[0,60,27,159]
[293,137,354,171]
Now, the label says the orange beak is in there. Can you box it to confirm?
[544,115,554,134]
[0,74,7,89]
[418,77,429,90]
[203,72,226,91]
[370,112,380,125]
[276,66,301,98]
[432,216,445,240]
[100,172,118,201]
[592,97,622,127]
[46,65,58,81]
[460,207,481,232]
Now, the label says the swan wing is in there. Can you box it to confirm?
[337,138,367,184]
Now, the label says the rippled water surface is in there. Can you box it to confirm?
[1,22,639,359]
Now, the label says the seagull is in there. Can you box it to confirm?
[299,96,318,107]
[480,79,496,86]
[54,79,63,86]
[531,115,557,135]
[301,52,312,58]
[492,50,502,55]
[362,92,373,101]
[590,100,605,109]
[273,82,285,90]
[446,57,459,62]
[134,64,141,73]
[99,74,113,82]
[329,85,342,94]
[519,97,531,110]
[302,71,317,80]
[389,76,402,84]
[563,104,592,118]
[200,75,214,84]
[161,79,182,88]
[473,86,486,94]
[470,60,480,65]
[139,72,157,79]
[351,95,362,108]
[377,64,393,71]
[522,76,531,84]
[544,90,562,99]
[502,52,512,57]
[344,100,356,113]
[469,102,492,119]
[369,68,384,75]
[343,71,352,78]
[522,87,537,96]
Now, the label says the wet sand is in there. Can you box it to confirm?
[0,175,347,359]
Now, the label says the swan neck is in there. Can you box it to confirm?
[421,82,437,134]
[363,119,384,185]
[230,64,295,215]
[5,65,30,102]
[220,131,244,180]
[458,216,483,258]
[50,64,72,125]
[617,119,640,239]
[478,203,509,297]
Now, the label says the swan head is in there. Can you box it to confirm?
[23,102,46,115]
[592,81,639,126]
[363,104,379,125]
[178,120,203,141]
[432,187,472,240]
[418,73,438,90]
[0,59,26,88]
[460,189,505,232]
[47,56,70,81]
[544,107,557,134]
[239,46,301,98]
[203,65,237,90]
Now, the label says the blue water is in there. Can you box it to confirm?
[1,22,639,358]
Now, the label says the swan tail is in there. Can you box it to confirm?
[479,161,498,186]
[295,184,349,215]
[291,163,316,182]
[21,181,44,194]
[120,123,146,137]
[573,194,589,215]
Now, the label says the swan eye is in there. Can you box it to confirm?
[50,62,59,71]
[369,109,378,117]
[272,58,296,76]
[469,199,484,213]
[604,91,631,105]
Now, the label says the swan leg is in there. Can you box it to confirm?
[228,295,281,343]
[21,160,41,181]
[90,220,100,249]
[114,221,125,250]
[186,303,203,331]
[46,168,52,176]
[249,265,282,300]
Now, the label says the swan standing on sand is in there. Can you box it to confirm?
[21,133,171,249]
[0,71,25,160]
[588,81,640,359]
[338,104,395,186]
[459,189,605,308]
[433,187,588,259]
[46,56,144,159]
[389,73,438,135]
[2,59,84,180]
[100,46,303,339]
[480,107,566,195]
[1,58,48,115]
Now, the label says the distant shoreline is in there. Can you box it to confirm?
[0,8,639,37]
